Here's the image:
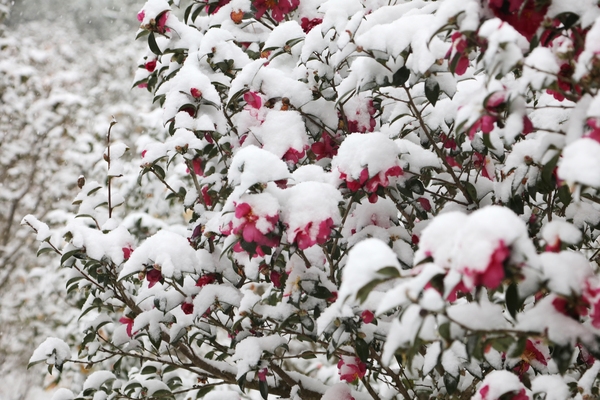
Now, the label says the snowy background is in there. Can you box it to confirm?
[0,1,151,398]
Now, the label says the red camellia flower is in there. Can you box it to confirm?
[291,217,334,250]
[340,165,403,203]
[270,270,282,288]
[361,310,374,324]
[488,0,549,41]
[282,147,305,163]
[257,368,268,382]
[337,356,367,383]
[156,12,170,34]
[479,385,528,400]
[201,185,213,207]
[181,302,194,315]
[228,202,280,256]
[190,88,202,99]
[446,32,470,75]
[122,246,133,260]
[144,60,157,72]
[301,17,322,33]
[253,0,300,22]
[311,132,339,160]
[196,273,217,287]
[146,268,163,288]
[119,316,135,337]
[463,241,510,290]
[244,91,262,109]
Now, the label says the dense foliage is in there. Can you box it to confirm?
[22,0,600,399]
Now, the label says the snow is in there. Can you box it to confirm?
[531,375,570,400]
[119,229,199,279]
[446,300,509,331]
[83,371,116,391]
[321,383,355,400]
[29,337,71,368]
[540,252,592,296]
[251,110,308,158]
[471,370,524,400]
[338,238,401,303]
[231,335,287,378]
[227,145,290,192]
[558,138,600,187]
[332,132,400,179]
[51,389,75,400]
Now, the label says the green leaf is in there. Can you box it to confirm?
[392,66,410,87]
[151,389,174,399]
[141,365,157,375]
[506,283,521,319]
[552,343,573,374]
[195,385,214,398]
[425,77,440,107]
[356,338,369,363]
[510,336,527,359]
[299,351,317,359]
[356,279,385,304]
[463,181,478,202]
[482,132,496,150]
[148,32,162,55]
[312,285,333,300]
[541,152,560,190]
[259,379,269,400]
[376,266,400,278]
[60,248,82,266]
[444,373,459,394]
[438,322,451,342]
[237,373,246,392]
[557,185,572,207]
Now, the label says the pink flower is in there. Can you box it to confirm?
[586,118,600,143]
[361,310,374,324]
[340,165,403,200]
[191,88,202,99]
[282,148,305,163]
[201,185,213,207]
[229,202,280,256]
[463,241,509,290]
[122,246,133,260]
[291,218,334,250]
[119,316,135,337]
[181,302,194,315]
[469,115,497,139]
[145,60,157,72]
[446,32,470,75]
[417,197,432,212]
[479,385,528,400]
[346,100,377,133]
[146,268,163,288]
[257,368,268,382]
[253,0,299,22]
[196,273,217,287]
[137,10,145,22]
[156,12,170,34]
[270,270,282,288]
[301,17,322,33]
[488,0,548,41]
[244,91,262,109]
[337,356,366,383]
[311,132,338,160]
[203,0,231,15]
[192,158,203,176]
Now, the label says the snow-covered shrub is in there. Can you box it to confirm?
[23,0,600,398]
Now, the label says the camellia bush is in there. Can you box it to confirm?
[23,0,600,398]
